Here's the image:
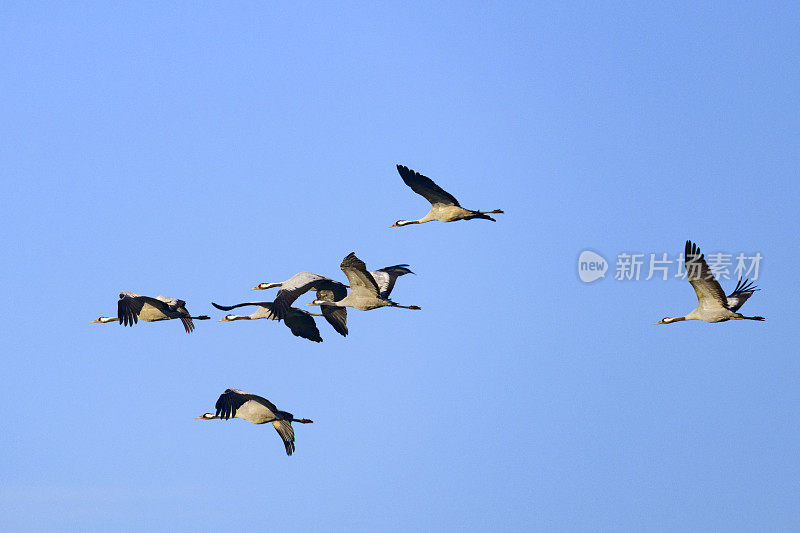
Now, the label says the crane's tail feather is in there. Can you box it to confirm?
[470,209,503,221]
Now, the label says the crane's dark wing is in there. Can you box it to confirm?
[154,295,186,308]
[685,241,728,310]
[726,278,759,312]
[370,270,392,299]
[215,388,279,419]
[173,305,194,333]
[316,287,348,337]
[117,292,145,327]
[396,165,460,207]
[272,272,335,321]
[154,295,196,333]
[272,420,296,456]
[283,309,323,343]
[212,301,279,320]
[211,301,275,312]
[340,252,380,298]
[371,264,413,298]
[374,264,412,274]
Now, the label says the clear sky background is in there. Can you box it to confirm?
[1,2,799,531]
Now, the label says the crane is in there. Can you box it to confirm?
[197,388,313,456]
[655,241,765,324]
[251,272,349,337]
[391,164,503,227]
[91,292,210,333]
[212,301,323,343]
[308,252,421,311]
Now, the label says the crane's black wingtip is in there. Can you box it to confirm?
[341,251,360,265]
[396,164,413,176]
[685,240,702,260]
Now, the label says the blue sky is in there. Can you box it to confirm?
[1,2,799,531]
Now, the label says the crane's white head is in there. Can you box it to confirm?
[390,220,415,228]
[306,299,334,307]
[90,317,117,324]
[196,413,217,419]
[251,282,281,290]
[655,317,683,325]
[219,314,245,322]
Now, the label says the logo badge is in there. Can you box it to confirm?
[578,250,607,283]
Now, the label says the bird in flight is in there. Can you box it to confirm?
[307,252,421,312]
[391,164,503,227]
[213,301,324,343]
[655,240,764,325]
[197,388,313,456]
[92,292,210,333]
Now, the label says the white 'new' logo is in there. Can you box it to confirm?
[578,250,607,283]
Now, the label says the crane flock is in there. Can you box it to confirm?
[91,164,764,456]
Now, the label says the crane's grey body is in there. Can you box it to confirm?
[309,253,421,312]
[197,388,313,456]
[391,165,503,227]
[92,292,210,333]
[252,272,349,337]
[212,301,323,343]
[656,241,765,325]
